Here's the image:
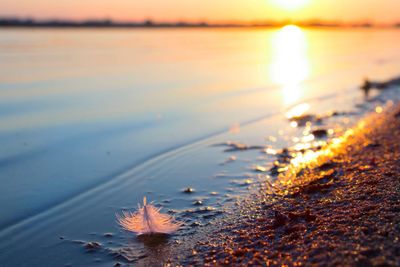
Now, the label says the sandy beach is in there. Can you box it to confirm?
[171,104,400,266]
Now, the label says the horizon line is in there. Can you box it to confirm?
[1,17,400,28]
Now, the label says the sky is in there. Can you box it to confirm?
[1,0,400,24]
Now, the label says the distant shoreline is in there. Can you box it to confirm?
[1,18,399,29]
[2,25,400,30]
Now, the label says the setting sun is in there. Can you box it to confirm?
[271,0,310,10]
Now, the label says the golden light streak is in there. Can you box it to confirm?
[286,103,310,119]
[269,25,310,106]
[276,126,358,190]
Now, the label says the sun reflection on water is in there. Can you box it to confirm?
[286,103,310,118]
[270,25,310,105]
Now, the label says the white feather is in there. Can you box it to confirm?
[117,197,183,235]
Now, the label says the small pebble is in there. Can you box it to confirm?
[183,187,195,193]
[254,166,267,172]
[191,221,201,227]
[84,242,101,251]
[312,129,328,138]
[194,200,203,206]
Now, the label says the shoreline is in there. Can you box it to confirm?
[171,104,400,266]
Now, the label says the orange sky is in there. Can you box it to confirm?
[1,0,400,24]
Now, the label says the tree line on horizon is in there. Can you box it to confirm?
[0,17,399,28]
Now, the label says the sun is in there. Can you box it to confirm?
[272,0,310,10]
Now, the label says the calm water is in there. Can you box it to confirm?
[1,27,400,266]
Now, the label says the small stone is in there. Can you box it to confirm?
[191,221,201,227]
[183,187,195,193]
[273,211,289,227]
[84,242,101,251]
[254,166,267,172]
[312,129,328,138]
[194,200,203,206]
[365,143,381,149]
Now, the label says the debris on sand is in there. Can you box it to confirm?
[360,76,400,97]
[311,129,329,139]
[84,242,102,251]
[213,141,263,152]
[288,114,322,127]
[253,165,267,172]
[220,155,237,165]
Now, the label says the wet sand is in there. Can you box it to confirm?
[172,105,400,266]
